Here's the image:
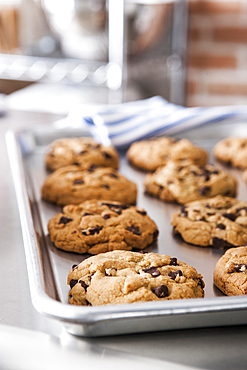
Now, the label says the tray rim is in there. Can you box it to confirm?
[6,124,247,334]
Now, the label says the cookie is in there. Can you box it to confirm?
[214,246,247,295]
[41,165,137,206]
[171,195,247,248]
[214,137,247,169]
[48,200,159,254]
[144,161,237,204]
[126,137,208,172]
[67,250,205,305]
[45,137,119,171]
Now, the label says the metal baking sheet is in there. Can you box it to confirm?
[6,120,247,337]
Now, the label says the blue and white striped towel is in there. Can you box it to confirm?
[81,96,247,147]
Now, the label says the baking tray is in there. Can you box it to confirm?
[6,120,247,337]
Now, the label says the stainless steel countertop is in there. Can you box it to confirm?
[1,109,247,370]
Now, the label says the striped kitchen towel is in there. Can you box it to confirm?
[82,96,247,147]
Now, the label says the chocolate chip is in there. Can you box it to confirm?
[89,225,103,235]
[234,264,247,272]
[237,207,247,213]
[168,270,182,280]
[222,213,237,221]
[143,267,161,277]
[81,225,103,236]
[71,231,76,234]
[202,174,210,181]
[107,173,119,179]
[152,285,169,298]
[126,226,141,235]
[198,278,204,288]
[72,264,78,270]
[102,151,112,159]
[70,279,78,289]
[101,184,110,189]
[198,186,211,196]
[136,210,147,216]
[211,169,219,175]
[100,202,130,215]
[73,179,84,185]
[102,214,111,219]
[80,281,88,291]
[226,160,232,166]
[199,216,207,222]
[216,223,226,230]
[83,212,94,217]
[169,257,178,266]
[87,164,97,172]
[73,162,80,166]
[180,206,188,217]
[89,272,95,280]
[59,216,73,225]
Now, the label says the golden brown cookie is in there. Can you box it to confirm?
[48,200,158,254]
[171,195,247,248]
[144,161,237,204]
[45,137,119,171]
[41,165,137,206]
[214,246,247,295]
[214,137,247,169]
[126,137,208,172]
[67,250,205,306]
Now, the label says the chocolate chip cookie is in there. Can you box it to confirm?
[45,137,119,171]
[214,137,247,169]
[67,250,205,305]
[48,200,159,254]
[126,137,208,172]
[144,161,237,204]
[171,195,247,248]
[41,165,137,206]
[214,246,247,295]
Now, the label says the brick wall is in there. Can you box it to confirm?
[186,0,247,107]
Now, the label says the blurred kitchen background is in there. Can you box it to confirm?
[0,0,247,114]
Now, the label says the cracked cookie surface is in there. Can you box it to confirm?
[214,137,247,169]
[214,246,247,295]
[45,137,119,171]
[41,165,137,206]
[171,195,247,248]
[48,200,158,254]
[67,250,205,305]
[144,161,237,204]
[126,137,208,172]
